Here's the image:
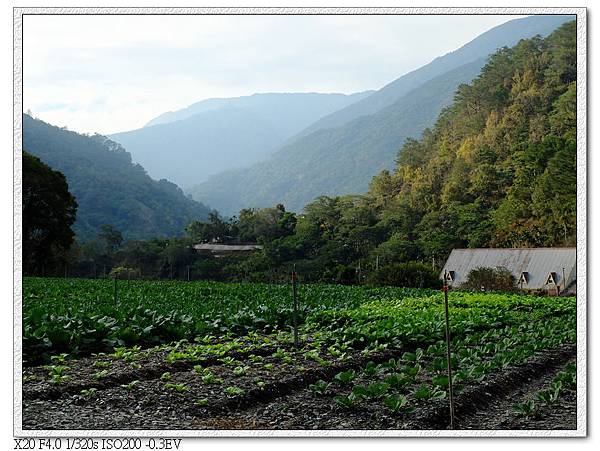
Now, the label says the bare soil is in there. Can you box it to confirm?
[22,343,576,431]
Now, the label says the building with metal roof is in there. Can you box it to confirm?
[193,243,263,257]
[440,248,576,294]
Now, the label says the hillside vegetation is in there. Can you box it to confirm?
[23,114,211,241]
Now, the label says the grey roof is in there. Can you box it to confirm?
[440,248,576,290]
[193,243,263,252]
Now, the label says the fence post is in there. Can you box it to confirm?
[113,276,118,305]
[292,264,299,348]
[443,270,455,429]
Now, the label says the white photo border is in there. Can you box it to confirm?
[13,6,588,438]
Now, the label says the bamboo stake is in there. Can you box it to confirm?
[292,264,299,348]
[443,270,455,429]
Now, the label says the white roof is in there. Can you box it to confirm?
[441,248,576,290]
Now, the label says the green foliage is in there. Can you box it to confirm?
[334,393,361,409]
[367,262,442,288]
[23,114,210,242]
[334,370,357,385]
[513,400,537,417]
[233,366,250,377]
[22,151,78,276]
[164,382,188,392]
[201,371,223,385]
[463,267,517,292]
[309,380,332,395]
[225,386,246,397]
[120,380,139,390]
[23,278,576,367]
[383,394,413,413]
[80,388,97,398]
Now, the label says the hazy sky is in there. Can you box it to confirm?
[23,14,524,135]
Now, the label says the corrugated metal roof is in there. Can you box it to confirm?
[193,243,263,252]
[440,248,576,290]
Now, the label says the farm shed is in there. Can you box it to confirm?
[193,243,263,257]
[440,248,576,294]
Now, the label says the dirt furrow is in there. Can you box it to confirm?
[407,342,576,430]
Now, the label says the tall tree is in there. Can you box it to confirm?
[22,151,77,275]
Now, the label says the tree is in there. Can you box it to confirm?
[22,151,77,275]
[98,224,123,255]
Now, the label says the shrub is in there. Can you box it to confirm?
[367,262,441,288]
[462,266,516,292]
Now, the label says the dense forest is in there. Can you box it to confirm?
[23,114,211,241]
[62,21,576,285]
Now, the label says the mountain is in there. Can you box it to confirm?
[143,91,372,130]
[190,14,574,216]
[22,114,211,241]
[294,14,574,138]
[190,58,486,215]
[206,20,577,284]
[110,92,372,188]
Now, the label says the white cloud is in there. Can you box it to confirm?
[23,14,521,135]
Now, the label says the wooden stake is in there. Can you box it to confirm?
[113,276,118,305]
[443,270,455,429]
[292,264,299,348]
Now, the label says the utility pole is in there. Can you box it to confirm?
[376,254,379,271]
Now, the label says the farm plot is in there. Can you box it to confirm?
[21,279,577,430]
[23,277,433,364]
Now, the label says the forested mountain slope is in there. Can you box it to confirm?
[295,14,573,137]
[224,21,577,282]
[364,20,577,257]
[190,15,573,215]
[190,58,487,215]
[23,114,211,240]
[110,92,371,188]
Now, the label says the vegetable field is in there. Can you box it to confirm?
[22,278,577,430]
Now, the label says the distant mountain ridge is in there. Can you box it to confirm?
[110,91,372,188]
[23,114,211,241]
[144,91,373,130]
[294,14,574,138]
[189,58,487,214]
[189,14,574,216]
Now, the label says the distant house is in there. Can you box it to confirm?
[440,248,576,294]
[193,243,263,258]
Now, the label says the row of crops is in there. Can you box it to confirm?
[23,277,438,363]
[23,277,575,368]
